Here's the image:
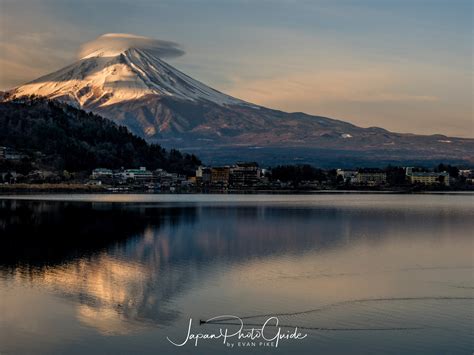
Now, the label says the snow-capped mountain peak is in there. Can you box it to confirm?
[9,34,244,107]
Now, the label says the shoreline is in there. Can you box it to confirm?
[0,183,107,193]
[0,183,473,197]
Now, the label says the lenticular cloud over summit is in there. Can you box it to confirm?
[78,33,185,59]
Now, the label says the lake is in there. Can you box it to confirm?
[0,194,473,354]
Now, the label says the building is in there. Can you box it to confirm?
[336,169,358,184]
[231,162,260,186]
[153,169,169,182]
[211,167,230,186]
[406,171,450,186]
[195,166,204,178]
[0,171,18,183]
[466,175,474,185]
[0,147,26,161]
[356,169,387,186]
[152,169,188,189]
[92,168,113,179]
[196,166,211,185]
[120,167,154,182]
[458,169,474,184]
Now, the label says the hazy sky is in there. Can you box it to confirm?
[0,0,472,137]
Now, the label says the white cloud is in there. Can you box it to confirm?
[78,33,185,59]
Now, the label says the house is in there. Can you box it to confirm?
[336,169,358,184]
[0,147,26,161]
[211,166,230,186]
[27,170,59,182]
[406,168,450,186]
[356,168,387,186]
[196,166,212,186]
[230,162,261,186]
[120,167,154,182]
[92,168,113,179]
[1,171,18,184]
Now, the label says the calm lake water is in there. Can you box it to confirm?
[0,194,473,354]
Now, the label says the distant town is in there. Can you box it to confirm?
[1,145,473,193]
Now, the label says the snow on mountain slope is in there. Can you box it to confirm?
[9,35,245,108]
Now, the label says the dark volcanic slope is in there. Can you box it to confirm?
[96,95,474,167]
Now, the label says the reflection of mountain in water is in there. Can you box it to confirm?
[1,199,472,334]
[0,200,198,333]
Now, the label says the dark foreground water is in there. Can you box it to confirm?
[0,194,472,354]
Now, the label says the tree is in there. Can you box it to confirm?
[436,164,459,178]
[0,98,201,176]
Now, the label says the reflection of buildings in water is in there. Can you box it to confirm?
[2,200,468,267]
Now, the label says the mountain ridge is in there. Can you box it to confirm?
[4,34,473,166]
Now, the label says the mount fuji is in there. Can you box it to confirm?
[5,34,473,166]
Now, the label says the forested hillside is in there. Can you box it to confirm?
[0,97,200,175]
